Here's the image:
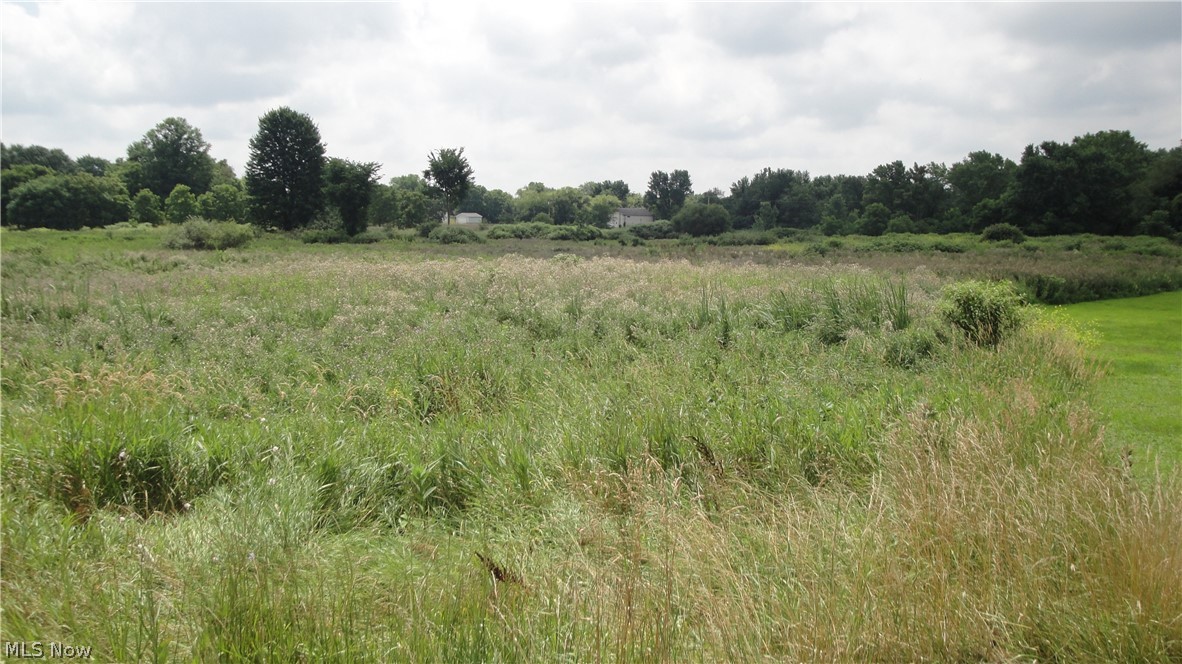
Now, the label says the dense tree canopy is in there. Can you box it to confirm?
[127,117,215,198]
[1,143,76,172]
[6,173,129,229]
[644,169,693,220]
[198,184,249,222]
[323,158,381,236]
[673,202,730,236]
[245,107,327,230]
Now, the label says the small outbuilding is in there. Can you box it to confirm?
[609,207,655,228]
[451,212,483,225]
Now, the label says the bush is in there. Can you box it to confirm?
[939,280,1024,347]
[417,220,442,238]
[673,203,731,236]
[301,228,349,244]
[544,225,602,241]
[6,173,130,230]
[163,217,255,250]
[629,220,677,240]
[349,226,393,244]
[486,222,551,239]
[884,325,942,368]
[980,223,1026,243]
[428,225,482,244]
[707,229,778,246]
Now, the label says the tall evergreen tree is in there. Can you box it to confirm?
[245,107,327,230]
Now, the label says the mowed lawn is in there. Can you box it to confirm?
[1062,290,1182,473]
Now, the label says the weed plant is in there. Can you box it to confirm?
[2,229,1179,661]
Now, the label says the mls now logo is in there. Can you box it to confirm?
[4,641,93,658]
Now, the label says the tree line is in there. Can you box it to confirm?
[3,110,1179,238]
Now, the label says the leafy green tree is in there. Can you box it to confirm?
[389,173,428,192]
[397,190,431,228]
[947,151,1017,215]
[1,143,76,172]
[245,107,327,230]
[459,185,514,223]
[423,147,475,224]
[210,159,239,188]
[165,184,201,224]
[672,202,730,236]
[513,184,554,221]
[580,179,631,201]
[110,158,148,198]
[323,158,381,236]
[858,202,891,236]
[75,155,111,177]
[1,164,54,219]
[578,193,622,228]
[127,117,215,198]
[198,184,248,222]
[6,173,129,229]
[644,169,693,219]
[698,188,725,205]
[366,183,397,226]
[550,187,585,224]
[132,189,164,225]
[863,161,908,212]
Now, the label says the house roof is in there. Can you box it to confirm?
[617,207,652,215]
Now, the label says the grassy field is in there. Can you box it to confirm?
[2,228,1180,661]
[1060,291,1182,475]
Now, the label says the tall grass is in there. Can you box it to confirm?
[2,231,1179,661]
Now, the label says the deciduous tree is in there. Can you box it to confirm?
[165,184,201,224]
[423,148,474,224]
[323,158,381,236]
[127,117,214,198]
[673,202,730,236]
[644,169,693,219]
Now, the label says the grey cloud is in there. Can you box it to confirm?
[999,2,1180,53]
[690,4,854,58]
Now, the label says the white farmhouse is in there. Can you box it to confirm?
[609,207,655,228]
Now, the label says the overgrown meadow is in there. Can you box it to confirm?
[2,229,1180,661]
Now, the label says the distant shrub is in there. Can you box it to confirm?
[544,225,602,241]
[428,225,482,244]
[707,229,778,246]
[349,226,392,243]
[301,228,349,244]
[417,220,442,238]
[939,280,1024,347]
[487,222,551,239]
[629,220,676,240]
[931,239,966,253]
[980,223,1026,243]
[531,212,554,224]
[163,217,254,250]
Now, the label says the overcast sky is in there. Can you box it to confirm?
[3,1,1179,194]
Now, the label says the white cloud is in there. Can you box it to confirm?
[3,2,1178,194]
